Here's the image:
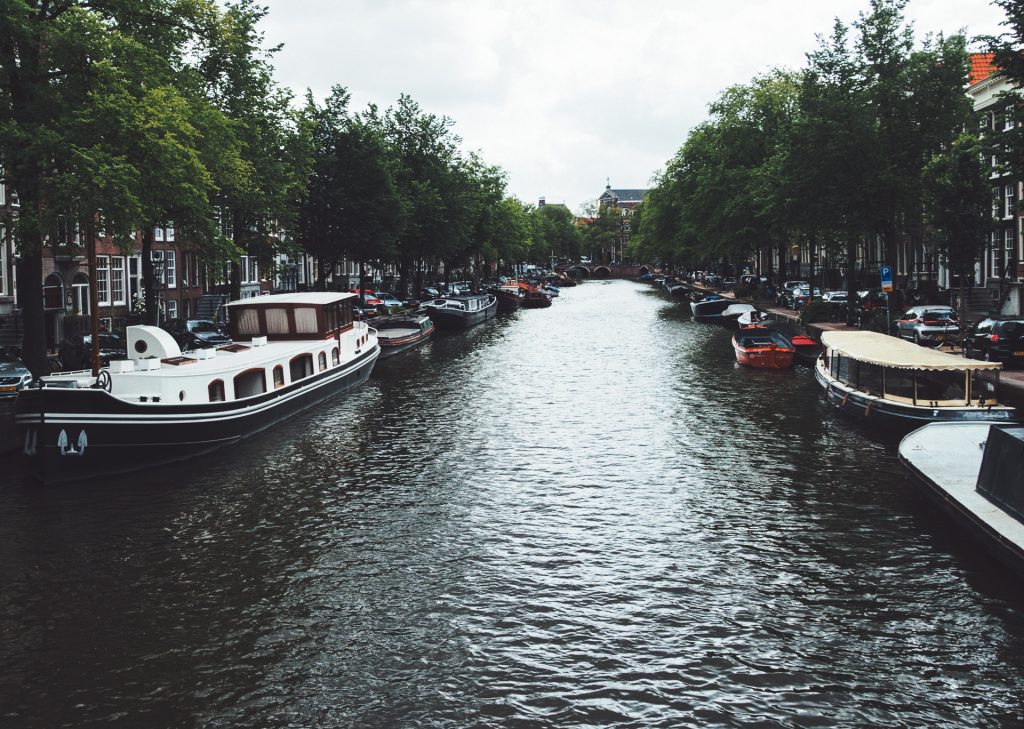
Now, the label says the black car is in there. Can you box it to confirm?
[83,333,128,365]
[963,318,1024,365]
[162,318,231,350]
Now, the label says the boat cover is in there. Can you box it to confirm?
[722,304,758,317]
[821,330,1001,371]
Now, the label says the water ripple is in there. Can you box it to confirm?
[2,280,1024,728]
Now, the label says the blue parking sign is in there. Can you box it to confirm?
[880,265,893,293]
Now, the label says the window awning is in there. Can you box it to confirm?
[822,330,1002,371]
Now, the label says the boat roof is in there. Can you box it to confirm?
[225,292,356,308]
[822,330,1001,371]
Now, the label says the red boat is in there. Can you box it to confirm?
[732,329,796,368]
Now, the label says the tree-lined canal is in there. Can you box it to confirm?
[3,279,1024,727]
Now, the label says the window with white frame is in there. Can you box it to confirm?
[994,187,1001,219]
[165,250,176,288]
[1005,110,1016,131]
[240,255,250,284]
[1007,184,1017,218]
[249,256,258,283]
[0,176,5,205]
[166,222,175,242]
[1007,227,1015,251]
[97,255,110,305]
[112,256,125,304]
[165,298,178,320]
[155,226,164,242]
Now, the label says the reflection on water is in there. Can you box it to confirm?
[2,280,1024,727]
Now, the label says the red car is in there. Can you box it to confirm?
[349,289,382,306]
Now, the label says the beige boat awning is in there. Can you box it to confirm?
[821,330,1002,371]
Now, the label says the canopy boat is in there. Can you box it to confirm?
[690,295,731,319]
[15,292,379,485]
[900,423,1024,577]
[732,329,796,369]
[421,293,498,329]
[374,314,435,358]
[815,330,1017,430]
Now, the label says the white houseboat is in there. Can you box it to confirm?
[15,292,379,484]
[815,330,1017,430]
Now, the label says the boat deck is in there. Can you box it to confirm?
[900,423,1024,554]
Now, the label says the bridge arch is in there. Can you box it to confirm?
[592,266,612,278]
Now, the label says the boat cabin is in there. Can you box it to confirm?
[821,331,1005,409]
[225,292,356,341]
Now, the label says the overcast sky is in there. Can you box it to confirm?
[259,0,1009,214]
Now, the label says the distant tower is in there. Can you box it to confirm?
[606,177,611,191]
[539,196,546,207]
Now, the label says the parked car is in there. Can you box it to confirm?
[776,280,809,306]
[895,306,959,345]
[0,347,33,398]
[162,318,231,350]
[349,290,383,306]
[373,292,404,309]
[821,290,850,320]
[962,318,1024,365]
[791,286,822,309]
[82,332,128,364]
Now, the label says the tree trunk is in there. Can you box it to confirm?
[16,243,47,377]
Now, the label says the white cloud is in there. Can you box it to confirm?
[261,0,1009,213]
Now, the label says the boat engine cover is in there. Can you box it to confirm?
[127,325,182,361]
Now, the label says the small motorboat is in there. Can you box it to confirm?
[787,333,822,366]
[737,309,766,328]
[722,303,759,326]
[375,314,435,358]
[732,329,796,368]
[489,283,524,313]
[541,284,560,297]
[690,295,731,319]
[521,288,553,308]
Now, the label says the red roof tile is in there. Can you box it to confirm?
[970,52,997,85]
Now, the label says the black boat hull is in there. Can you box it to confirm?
[427,299,498,329]
[14,347,380,484]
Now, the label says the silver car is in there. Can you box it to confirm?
[896,306,959,345]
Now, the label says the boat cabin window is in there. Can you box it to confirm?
[208,379,226,402]
[234,368,266,399]
[295,307,318,334]
[318,351,327,371]
[884,370,915,400]
[273,365,285,389]
[858,362,883,397]
[290,353,314,382]
[266,308,289,334]
[236,308,260,336]
[916,371,966,404]
[331,347,340,366]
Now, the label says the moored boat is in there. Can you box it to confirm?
[14,292,379,485]
[374,314,435,358]
[732,329,796,368]
[489,283,524,313]
[421,293,498,329]
[690,295,731,319]
[521,287,553,308]
[899,422,1024,577]
[722,303,759,327]
[815,330,1017,430]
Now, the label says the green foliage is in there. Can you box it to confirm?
[799,300,832,325]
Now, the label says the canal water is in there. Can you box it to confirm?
[2,279,1024,728]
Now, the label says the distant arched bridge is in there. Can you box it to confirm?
[557,263,650,279]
